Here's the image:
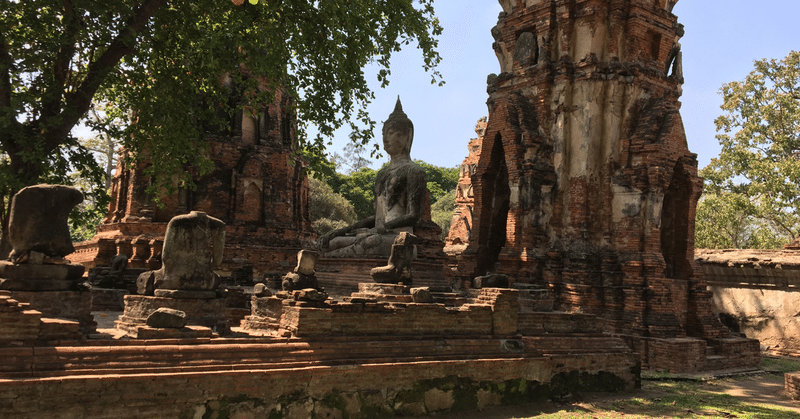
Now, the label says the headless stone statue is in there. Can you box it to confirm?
[319,97,426,257]
[152,211,225,295]
[0,185,86,291]
[7,185,84,263]
[282,250,320,291]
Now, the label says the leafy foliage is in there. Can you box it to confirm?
[308,177,357,235]
[415,160,459,204]
[0,0,442,251]
[430,189,456,240]
[695,193,787,249]
[326,167,378,220]
[698,50,800,248]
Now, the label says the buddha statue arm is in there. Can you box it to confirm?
[319,215,376,248]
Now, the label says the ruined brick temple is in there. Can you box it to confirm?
[445,117,486,248]
[450,0,759,370]
[71,80,315,279]
[0,2,769,417]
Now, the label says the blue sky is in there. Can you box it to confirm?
[330,0,800,171]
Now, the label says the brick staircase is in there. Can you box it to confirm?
[0,291,83,344]
[0,335,528,379]
[0,291,41,342]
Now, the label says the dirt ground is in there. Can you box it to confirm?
[416,373,800,418]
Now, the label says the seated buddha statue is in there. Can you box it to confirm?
[319,98,426,257]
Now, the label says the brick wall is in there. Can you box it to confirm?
[786,372,800,400]
[446,118,486,247]
[278,288,518,338]
[0,340,639,418]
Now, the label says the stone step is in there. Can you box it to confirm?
[39,318,82,341]
[0,296,42,342]
[0,337,524,377]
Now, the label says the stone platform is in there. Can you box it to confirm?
[116,295,228,335]
[315,257,449,295]
[0,331,639,418]
[11,290,95,335]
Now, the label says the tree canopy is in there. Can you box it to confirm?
[0,0,442,252]
[697,50,800,248]
[694,192,788,249]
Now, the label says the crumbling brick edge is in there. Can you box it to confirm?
[0,355,639,418]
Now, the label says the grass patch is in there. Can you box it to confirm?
[761,356,800,373]
[508,379,798,419]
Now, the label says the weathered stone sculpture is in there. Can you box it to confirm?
[152,211,225,294]
[118,211,228,336]
[370,232,418,285]
[281,250,320,291]
[0,184,95,334]
[319,98,426,257]
[0,185,86,291]
[90,254,128,289]
[7,185,83,263]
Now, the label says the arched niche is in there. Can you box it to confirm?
[661,160,692,279]
[240,180,263,223]
[476,132,511,274]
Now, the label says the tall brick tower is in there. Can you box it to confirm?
[455,0,759,370]
[446,117,486,248]
[72,82,315,280]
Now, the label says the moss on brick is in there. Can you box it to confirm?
[318,392,348,419]
[203,394,261,419]
[550,371,628,395]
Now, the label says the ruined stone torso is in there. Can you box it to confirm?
[374,161,425,229]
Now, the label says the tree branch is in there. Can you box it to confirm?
[41,0,168,152]
[0,31,22,154]
[39,0,81,128]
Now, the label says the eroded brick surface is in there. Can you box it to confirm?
[446,118,486,248]
[70,86,315,279]
[448,0,757,370]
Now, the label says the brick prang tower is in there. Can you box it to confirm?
[72,79,315,280]
[454,0,760,370]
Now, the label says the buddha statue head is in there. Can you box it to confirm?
[382,96,414,155]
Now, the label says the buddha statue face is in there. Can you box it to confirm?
[383,126,411,156]
[382,97,414,156]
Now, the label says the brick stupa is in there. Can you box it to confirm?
[450,0,759,371]
[71,81,315,280]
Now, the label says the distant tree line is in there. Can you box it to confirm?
[308,152,459,241]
